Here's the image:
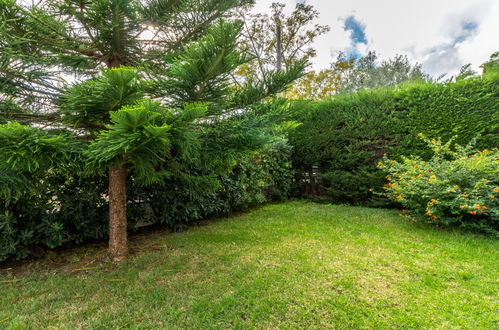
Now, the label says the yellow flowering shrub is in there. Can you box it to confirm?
[377,134,499,236]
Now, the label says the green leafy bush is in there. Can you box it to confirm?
[0,123,108,262]
[377,135,499,236]
[128,136,293,231]
[0,174,109,262]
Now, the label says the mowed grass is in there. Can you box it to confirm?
[1,201,498,329]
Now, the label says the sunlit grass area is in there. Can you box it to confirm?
[1,201,497,328]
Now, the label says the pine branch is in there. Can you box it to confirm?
[0,112,59,121]
[163,11,223,53]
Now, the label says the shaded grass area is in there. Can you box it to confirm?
[1,201,498,328]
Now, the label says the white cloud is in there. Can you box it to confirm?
[252,0,499,77]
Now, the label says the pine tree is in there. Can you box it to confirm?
[0,0,303,260]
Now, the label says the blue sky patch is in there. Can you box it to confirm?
[343,16,368,45]
[454,20,478,44]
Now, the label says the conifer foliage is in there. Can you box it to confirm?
[0,0,303,261]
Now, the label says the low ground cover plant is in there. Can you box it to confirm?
[378,134,498,236]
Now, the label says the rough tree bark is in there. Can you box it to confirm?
[106,52,129,261]
[108,163,128,261]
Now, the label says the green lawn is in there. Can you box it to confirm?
[1,201,498,328]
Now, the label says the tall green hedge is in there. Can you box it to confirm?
[288,75,499,205]
[398,76,499,154]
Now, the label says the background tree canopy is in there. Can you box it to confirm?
[285,51,432,99]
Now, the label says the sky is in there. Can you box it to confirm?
[252,0,499,78]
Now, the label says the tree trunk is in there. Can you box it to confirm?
[106,53,129,261]
[275,23,282,71]
[108,163,128,261]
